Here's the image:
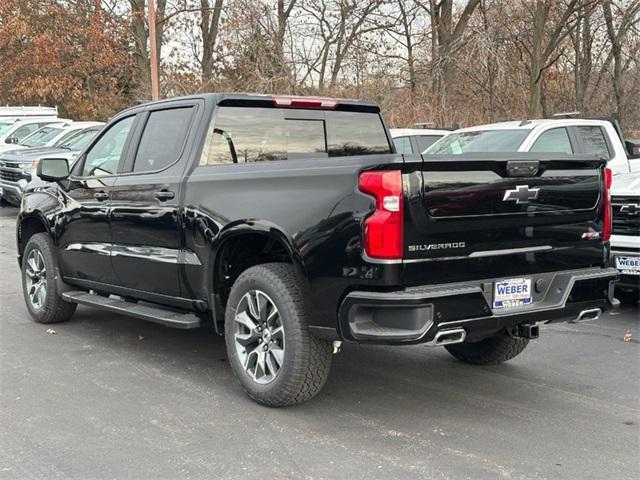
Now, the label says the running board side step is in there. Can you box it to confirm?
[62,291,201,329]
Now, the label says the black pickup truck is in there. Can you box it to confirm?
[17,94,618,406]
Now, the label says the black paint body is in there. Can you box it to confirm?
[16,94,618,343]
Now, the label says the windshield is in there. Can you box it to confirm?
[21,126,63,147]
[425,129,530,154]
[59,129,98,150]
[0,122,14,135]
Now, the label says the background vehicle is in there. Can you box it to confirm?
[0,125,103,205]
[16,94,617,407]
[0,118,69,154]
[425,118,639,175]
[390,127,450,154]
[8,121,103,152]
[0,106,58,119]
[610,173,640,304]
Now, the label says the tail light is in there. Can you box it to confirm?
[602,167,612,241]
[358,170,403,259]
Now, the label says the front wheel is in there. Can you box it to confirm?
[21,233,77,324]
[445,334,529,365]
[224,263,333,407]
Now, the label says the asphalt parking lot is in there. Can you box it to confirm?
[0,205,638,480]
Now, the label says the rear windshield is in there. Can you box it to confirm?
[21,126,63,147]
[200,106,391,165]
[425,129,529,154]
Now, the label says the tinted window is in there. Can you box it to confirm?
[576,126,610,158]
[416,134,443,152]
[200,106,390,165]
[426,130,529,154]
[83,116,135,176]
[530,128,573,154]
[393,136,413,154]
[133,107,193,173]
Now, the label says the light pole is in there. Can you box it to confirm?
[148,0,159,100]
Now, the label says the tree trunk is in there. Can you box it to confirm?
[527,0,548,118]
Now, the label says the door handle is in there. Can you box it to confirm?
[94,191,109,201]
[154,190,175,201]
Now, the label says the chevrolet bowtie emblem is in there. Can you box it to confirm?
[503,185,540,204]
[620,204,640,216]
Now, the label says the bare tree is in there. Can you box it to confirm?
[200,0,224,83]
[602,0,640,127]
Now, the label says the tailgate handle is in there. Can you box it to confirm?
[507,161,539,177]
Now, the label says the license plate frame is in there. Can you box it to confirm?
[615,256,640,276]
[493,277,532,309]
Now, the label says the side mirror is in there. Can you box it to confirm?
[6,136,18,144]
[625,140,640,159]
[37,158,69,182]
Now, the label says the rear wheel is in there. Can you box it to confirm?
[21,233,76,324]
[224,263,332,407]
[445,334,529,365]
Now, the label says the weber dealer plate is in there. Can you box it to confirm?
[615,256,640,276]
[493,277,532,309]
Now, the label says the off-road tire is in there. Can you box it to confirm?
[224,263,332,407]
[445,334,529,365]
[21,233,77,324]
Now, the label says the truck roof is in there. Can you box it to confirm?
[121,93,381,115]
[457,118,616,132]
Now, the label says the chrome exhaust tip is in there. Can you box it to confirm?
[571,308,602,323]
[429,328,466,346]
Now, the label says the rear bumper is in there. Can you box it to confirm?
[337,267,619,344]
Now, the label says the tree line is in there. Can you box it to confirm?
[1,0,638,135]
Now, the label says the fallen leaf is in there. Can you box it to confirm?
[623,331,632,342]
[46,328,56,335]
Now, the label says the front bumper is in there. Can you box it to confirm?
[610,248,640,291]
[0,179,25,205]
[338,267,619,344]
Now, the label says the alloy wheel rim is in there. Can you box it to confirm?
[233,290,285,385]
[25,249,47,309]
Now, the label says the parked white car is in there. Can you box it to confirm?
[610,173,640,304]
[425,118,639,175]
[7,121,103,152]
[0,118,71,154]
[390,128,451,155]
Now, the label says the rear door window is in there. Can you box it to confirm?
[575,126,611,158]
[133,107,194,173]
[393,136,413,154]
[200,106,390,165]
[530,128,573,154]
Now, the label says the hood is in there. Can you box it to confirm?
[0,146,78,163]
[0,144,27,154]
[611,173,640,197]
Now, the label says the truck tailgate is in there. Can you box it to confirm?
[402,153,608,285]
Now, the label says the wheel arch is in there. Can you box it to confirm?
[210,220,308,313]
[16,212,52,266]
